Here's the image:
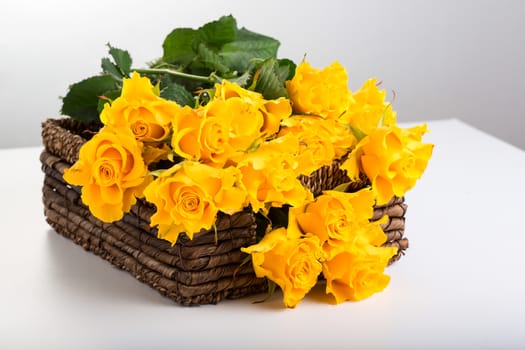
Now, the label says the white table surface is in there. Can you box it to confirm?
[1,119,524,350]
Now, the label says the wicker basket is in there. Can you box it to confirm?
[41,118,409,305]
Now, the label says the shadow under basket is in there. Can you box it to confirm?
[41,118,409,306]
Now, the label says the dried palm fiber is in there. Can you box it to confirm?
[41,118,408,305]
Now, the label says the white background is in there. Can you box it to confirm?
[1,0,524,149]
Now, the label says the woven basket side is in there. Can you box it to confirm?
[299,158,347,196]
[371,196,409,264]
[42,161,267,304]
[41,118,101,164]
[299,155,371,197]
[44,195,267,305]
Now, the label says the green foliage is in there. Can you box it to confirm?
[161,15,281,80]
[349,125,368,142]
[101,44,133,82]
[61,15,294,122]
[196,42,230,75]
[96,89,122,113]
[195,15,237,49]
[220,28,280,72]
[61,75,116,122]
[162,28,198,66]
[108,45,132,77]
[160,82,195,107]
[253,58,293,99]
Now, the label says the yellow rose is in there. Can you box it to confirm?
[214,80,291,137]
[171,105,204,161]
[63,126,150,222]
[206,95,265,150]
[101,72,179,142]
[237,138,313,213]
[199,99,248,165]
[214,79,264,103]
[279,115,356,175]
[283,189,398,303]
[291,189,390,260]
[215,80,292,136]
[143,161,247,244]
[171,81,291,166]
[340,78,397,135]
[323,243,397,303]
[241,227,323,308]
[171,97,266,167]
[259,98,292,136]
[293,189,374,242]
[286,61,351,119]
[342,124,434,205]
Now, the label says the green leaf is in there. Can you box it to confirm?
[195,15,237,49]
[96,89,121,113]
[253,58,289,99]
[61,75,116,122]
[236,26,279,43]
[228,69,252,87]
[160,82,194,107]
[149,169,167,177]
[101,57,123,82]
[101,45,133,82]
[197,43,230,75]
[162,28,198,65]
[277,58,296,81]
[107,44,132,76]
[220,28,280,72]
[268,280,276,297]
[349,125,368,142]
[332,181,351,192]
[152,80,161,96]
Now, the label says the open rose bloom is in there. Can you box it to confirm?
[64,59,433,308]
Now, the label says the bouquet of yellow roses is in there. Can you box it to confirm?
[47,15,433,308]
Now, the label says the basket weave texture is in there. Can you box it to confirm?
[41,118,409,305]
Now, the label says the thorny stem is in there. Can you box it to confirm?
[131,67,222,83]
